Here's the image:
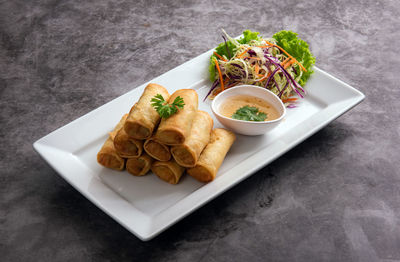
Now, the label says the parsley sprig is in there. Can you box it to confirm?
[232,106,267,121]
[151,94,185,119]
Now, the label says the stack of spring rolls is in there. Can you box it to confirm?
[97,83,236,184]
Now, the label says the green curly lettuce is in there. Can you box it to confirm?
[272,30,315,86]
[238,30,260,44]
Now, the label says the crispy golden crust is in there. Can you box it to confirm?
[171,110,213,167]
[126,152,154,176]
[187,128,236,182]
[156,128,185,145]
[97,137,125,170]
[186,165,213,183]
[143,137,171,161]
[97,137,126,171]
[114,127,144,158]
[108,114,128,141]
[151,159,185,184]
[155,89,198,145]
[124,83,170,140]
[97,115,128,170]
[171,144,196,167]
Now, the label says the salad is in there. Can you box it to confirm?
[207,30,315,107]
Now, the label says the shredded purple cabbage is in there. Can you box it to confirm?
[265,68,279,89]
[204,79,219,101]
[222,35,231,59]
[264,54,305,98]
[272,78,280,93]
[247,49,256,56]
[232,64,243,69]
[278,81,289,98]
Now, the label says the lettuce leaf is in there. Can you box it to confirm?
[272,30,315,86]
[209,40,236,81]
[238,30,260,44]
[209,57,217,82]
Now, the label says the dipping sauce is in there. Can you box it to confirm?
[219,95,280,121]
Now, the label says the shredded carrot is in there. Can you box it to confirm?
[257,72,271,82]
[255,64,260,75]
[214,58,225,91]
[212,88,222,97]
[237,47,251,58]
[257,45,273,48]
[281,57,291,68]
[213,52,227,62]
[282,97,298,103]
[284,59,295,69]
[213,82,228,96]
[263,40,307,72]
[226,82,237,89]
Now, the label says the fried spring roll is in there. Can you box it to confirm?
[124,83,170,140]
[143,137,171,161]
[187,128,236,182]
[114,127,144,158]
[171,110,213,167]
[126,152,154,176]
[155,89,198,145]
[97,115,127,171]
[108,114,128,141]
[151,159,185,184]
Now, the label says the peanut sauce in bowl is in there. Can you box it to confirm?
[211,85,286,136]
[219,94,280,121]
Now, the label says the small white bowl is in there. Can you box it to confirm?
[211,85,286,136]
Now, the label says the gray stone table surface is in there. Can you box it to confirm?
[1,0,399,261]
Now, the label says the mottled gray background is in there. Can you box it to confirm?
[1,0,400,261]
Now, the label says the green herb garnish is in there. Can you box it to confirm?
[232,105,267,121]
[151,94,185,119]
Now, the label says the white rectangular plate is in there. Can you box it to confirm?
[33,48,364,241]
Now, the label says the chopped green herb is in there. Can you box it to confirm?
[232,105,267,121]
[151,94,185,119]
